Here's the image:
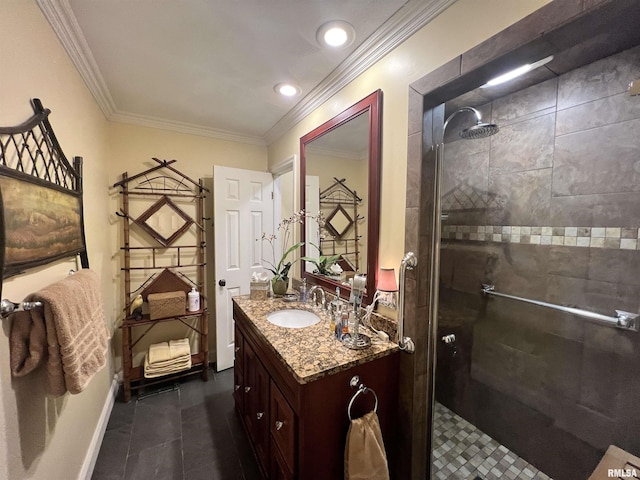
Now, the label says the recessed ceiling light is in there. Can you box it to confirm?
[316,20,355,49]
[481,55,554,88]
[274,83,301,97]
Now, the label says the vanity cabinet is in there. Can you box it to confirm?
[244,340,271,469]
[233,301,399,479]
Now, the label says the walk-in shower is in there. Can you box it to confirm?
[400,3,640,480]
[428,43,640,480]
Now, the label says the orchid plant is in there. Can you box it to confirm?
[259,210,306,283]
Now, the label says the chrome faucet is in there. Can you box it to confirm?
[308,285,326,310]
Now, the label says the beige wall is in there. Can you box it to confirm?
[0,2,114,480]
[268,0,550,272]
[106,122,267,364]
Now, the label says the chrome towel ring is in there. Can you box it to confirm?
[347,383,378,421]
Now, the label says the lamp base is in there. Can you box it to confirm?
[377,290,397,309]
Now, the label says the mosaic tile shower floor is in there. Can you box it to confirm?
[433,402,553,480]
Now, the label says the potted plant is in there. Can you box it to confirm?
[301,244,342,277]
[259,211,305,296]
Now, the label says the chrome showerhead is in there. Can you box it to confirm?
[460,122,500,140]
[443,106,500,141]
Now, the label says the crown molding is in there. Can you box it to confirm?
[109,111,266,146]
[38,0,456,147]
[37,0,117,116]
[263,0,458,144]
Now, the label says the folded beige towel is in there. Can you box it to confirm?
[344,411,389,480]
[147,338,191,364]
[147,342,171,364]
[145,354,191,370]
[169,338,191,358]
[143,354,191,378]
[9,269,109,396]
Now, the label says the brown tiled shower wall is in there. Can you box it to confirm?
[435,45,640,479]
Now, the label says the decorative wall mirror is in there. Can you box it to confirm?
[300,89,382,303]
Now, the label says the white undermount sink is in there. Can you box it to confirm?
[267,309,321,329]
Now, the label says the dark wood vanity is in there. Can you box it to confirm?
[232,296,399,479]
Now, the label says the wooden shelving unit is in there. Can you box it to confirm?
[319,177,363,271]
[114,159,209,402]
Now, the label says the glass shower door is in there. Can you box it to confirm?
[430,43,640,480]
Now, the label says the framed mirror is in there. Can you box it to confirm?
[300,89,382,303]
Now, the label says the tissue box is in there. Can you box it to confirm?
[250,281,269,300]
[148,291,186,319]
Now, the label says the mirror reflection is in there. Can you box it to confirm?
[305,112,368,282]
[300,90,381,302]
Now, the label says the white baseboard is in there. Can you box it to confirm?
[79,375,119,480]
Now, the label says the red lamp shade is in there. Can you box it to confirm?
[377,268,398,292]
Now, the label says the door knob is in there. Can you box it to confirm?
[219,279,226,287]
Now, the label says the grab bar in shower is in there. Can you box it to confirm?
[481,284,639,332]
[398,252,417,352]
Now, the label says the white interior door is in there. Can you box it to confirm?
[214,166,273,371]
[305,175,320,273]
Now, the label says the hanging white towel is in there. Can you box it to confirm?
[344,411,389,480]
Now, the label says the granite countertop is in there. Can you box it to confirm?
[233,295,399,385]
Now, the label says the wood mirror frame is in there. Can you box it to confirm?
[300,89,382,304]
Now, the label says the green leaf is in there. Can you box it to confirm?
[276,241,304,271]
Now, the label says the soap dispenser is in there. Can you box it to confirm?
[188,287,200,312]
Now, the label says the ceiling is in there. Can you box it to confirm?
[38,0,456,146]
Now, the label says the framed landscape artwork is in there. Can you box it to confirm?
[0,174,84,277]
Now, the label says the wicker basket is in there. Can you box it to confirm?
[147,291,186,319]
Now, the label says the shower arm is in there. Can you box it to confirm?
[397,252,417,353]
[442,106,482,133]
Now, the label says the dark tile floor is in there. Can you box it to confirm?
[91,368,262,480]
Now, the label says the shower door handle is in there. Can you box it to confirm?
[398,252,417,353]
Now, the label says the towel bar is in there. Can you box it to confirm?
[481,284,640,332]
[1,269,76,318]
[0,299,43,318]
[348,376,379,420]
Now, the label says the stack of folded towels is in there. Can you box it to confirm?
[144,338,192,378]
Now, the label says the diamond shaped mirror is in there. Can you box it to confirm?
[134,196,194,247]
[325,204,354,239]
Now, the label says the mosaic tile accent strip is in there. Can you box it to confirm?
[432,402,553,480]
[441,225,640,250]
